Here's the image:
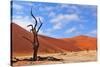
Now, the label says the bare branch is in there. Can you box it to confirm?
[27,24,34,32]
[31,7,37,29]
[36,18,43,33]
[27,24,33,29]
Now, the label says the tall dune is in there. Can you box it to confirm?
[11,23,97,56]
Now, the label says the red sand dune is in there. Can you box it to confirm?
[63,35,97,50]
[11,23,97,56]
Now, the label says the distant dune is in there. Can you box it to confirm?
[11,23,97,56]
[62,35,97,50]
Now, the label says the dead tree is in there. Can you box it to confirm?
[27,7,43,61]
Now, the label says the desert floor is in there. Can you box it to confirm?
[12,50,97,66]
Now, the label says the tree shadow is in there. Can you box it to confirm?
[12,56,63,63]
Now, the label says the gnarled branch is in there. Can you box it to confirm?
[31,7,37,29]
[36,18,43,33]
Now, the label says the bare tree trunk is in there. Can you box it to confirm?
[33,44,39,61]
[33,32,39,61]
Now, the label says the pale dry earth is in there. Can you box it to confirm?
[13,50,97,66]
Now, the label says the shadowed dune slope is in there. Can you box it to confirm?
[12,23,97,56]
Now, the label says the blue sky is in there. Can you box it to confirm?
[11,1,97,38]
